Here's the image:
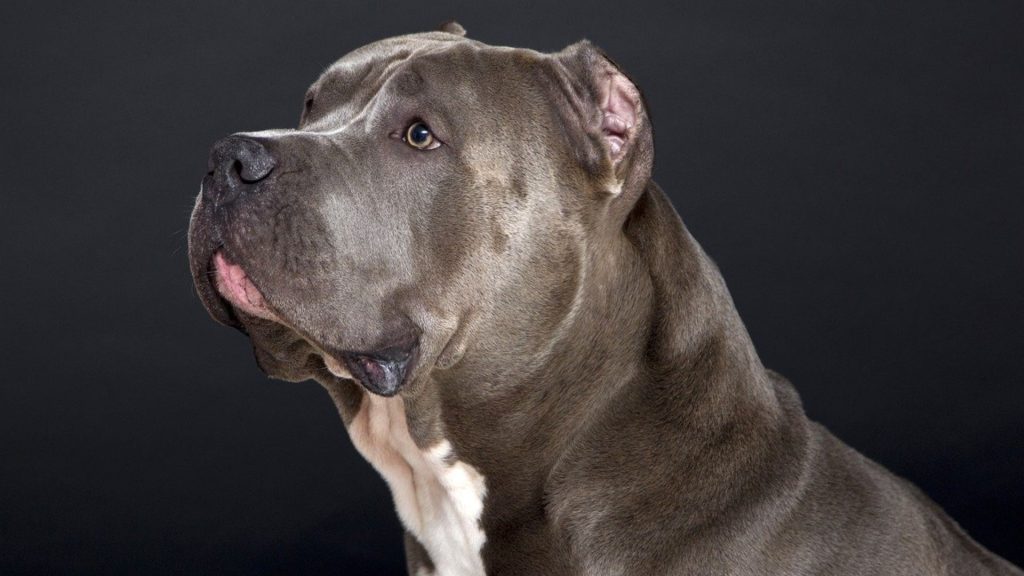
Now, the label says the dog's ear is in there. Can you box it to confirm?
[438,21,467,36]
[549,40,653,209]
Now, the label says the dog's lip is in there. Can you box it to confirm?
[211,251,279,322]
[340,344,420,397]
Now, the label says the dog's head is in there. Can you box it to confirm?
[188,25,653,399]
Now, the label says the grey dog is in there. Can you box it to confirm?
[188,22,1022,576]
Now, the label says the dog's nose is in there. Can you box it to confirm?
[204,135,276,206]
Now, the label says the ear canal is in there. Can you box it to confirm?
[438,21,467,36]
[598,63,642,161]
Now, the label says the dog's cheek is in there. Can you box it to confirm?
[416,167,494,283]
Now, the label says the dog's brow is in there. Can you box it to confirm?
[321,58,382,96]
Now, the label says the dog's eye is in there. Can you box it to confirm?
[403,121,440,150]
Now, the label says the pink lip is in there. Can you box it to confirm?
[212,251,278,321]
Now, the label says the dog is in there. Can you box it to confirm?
[188,22,1022,576]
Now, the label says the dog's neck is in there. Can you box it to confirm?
[617,182,780,416]
[431,181,786,523]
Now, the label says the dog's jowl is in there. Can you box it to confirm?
[188,23,1022,576]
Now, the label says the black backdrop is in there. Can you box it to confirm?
[1,1,1021,573]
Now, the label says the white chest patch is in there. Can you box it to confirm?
[346,394,487,576]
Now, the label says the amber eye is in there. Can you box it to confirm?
[404,121,438,150]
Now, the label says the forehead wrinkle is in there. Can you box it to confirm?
[308,40,466,135]
[314,49,408,112]
[305,61,407,135]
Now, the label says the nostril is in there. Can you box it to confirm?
[232,139,276,184]
[238,159,274,184]
[204,135,278,205]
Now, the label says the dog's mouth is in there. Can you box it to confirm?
[205,250,419,397]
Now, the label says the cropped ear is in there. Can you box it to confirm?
[438,21,467,36]
[549,40,653,208]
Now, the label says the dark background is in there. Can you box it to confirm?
[1,0,1021,573]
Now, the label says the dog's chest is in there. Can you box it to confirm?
[346,395,487,576]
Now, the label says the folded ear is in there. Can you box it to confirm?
[438,21,467,36]
[549,40,653,210]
